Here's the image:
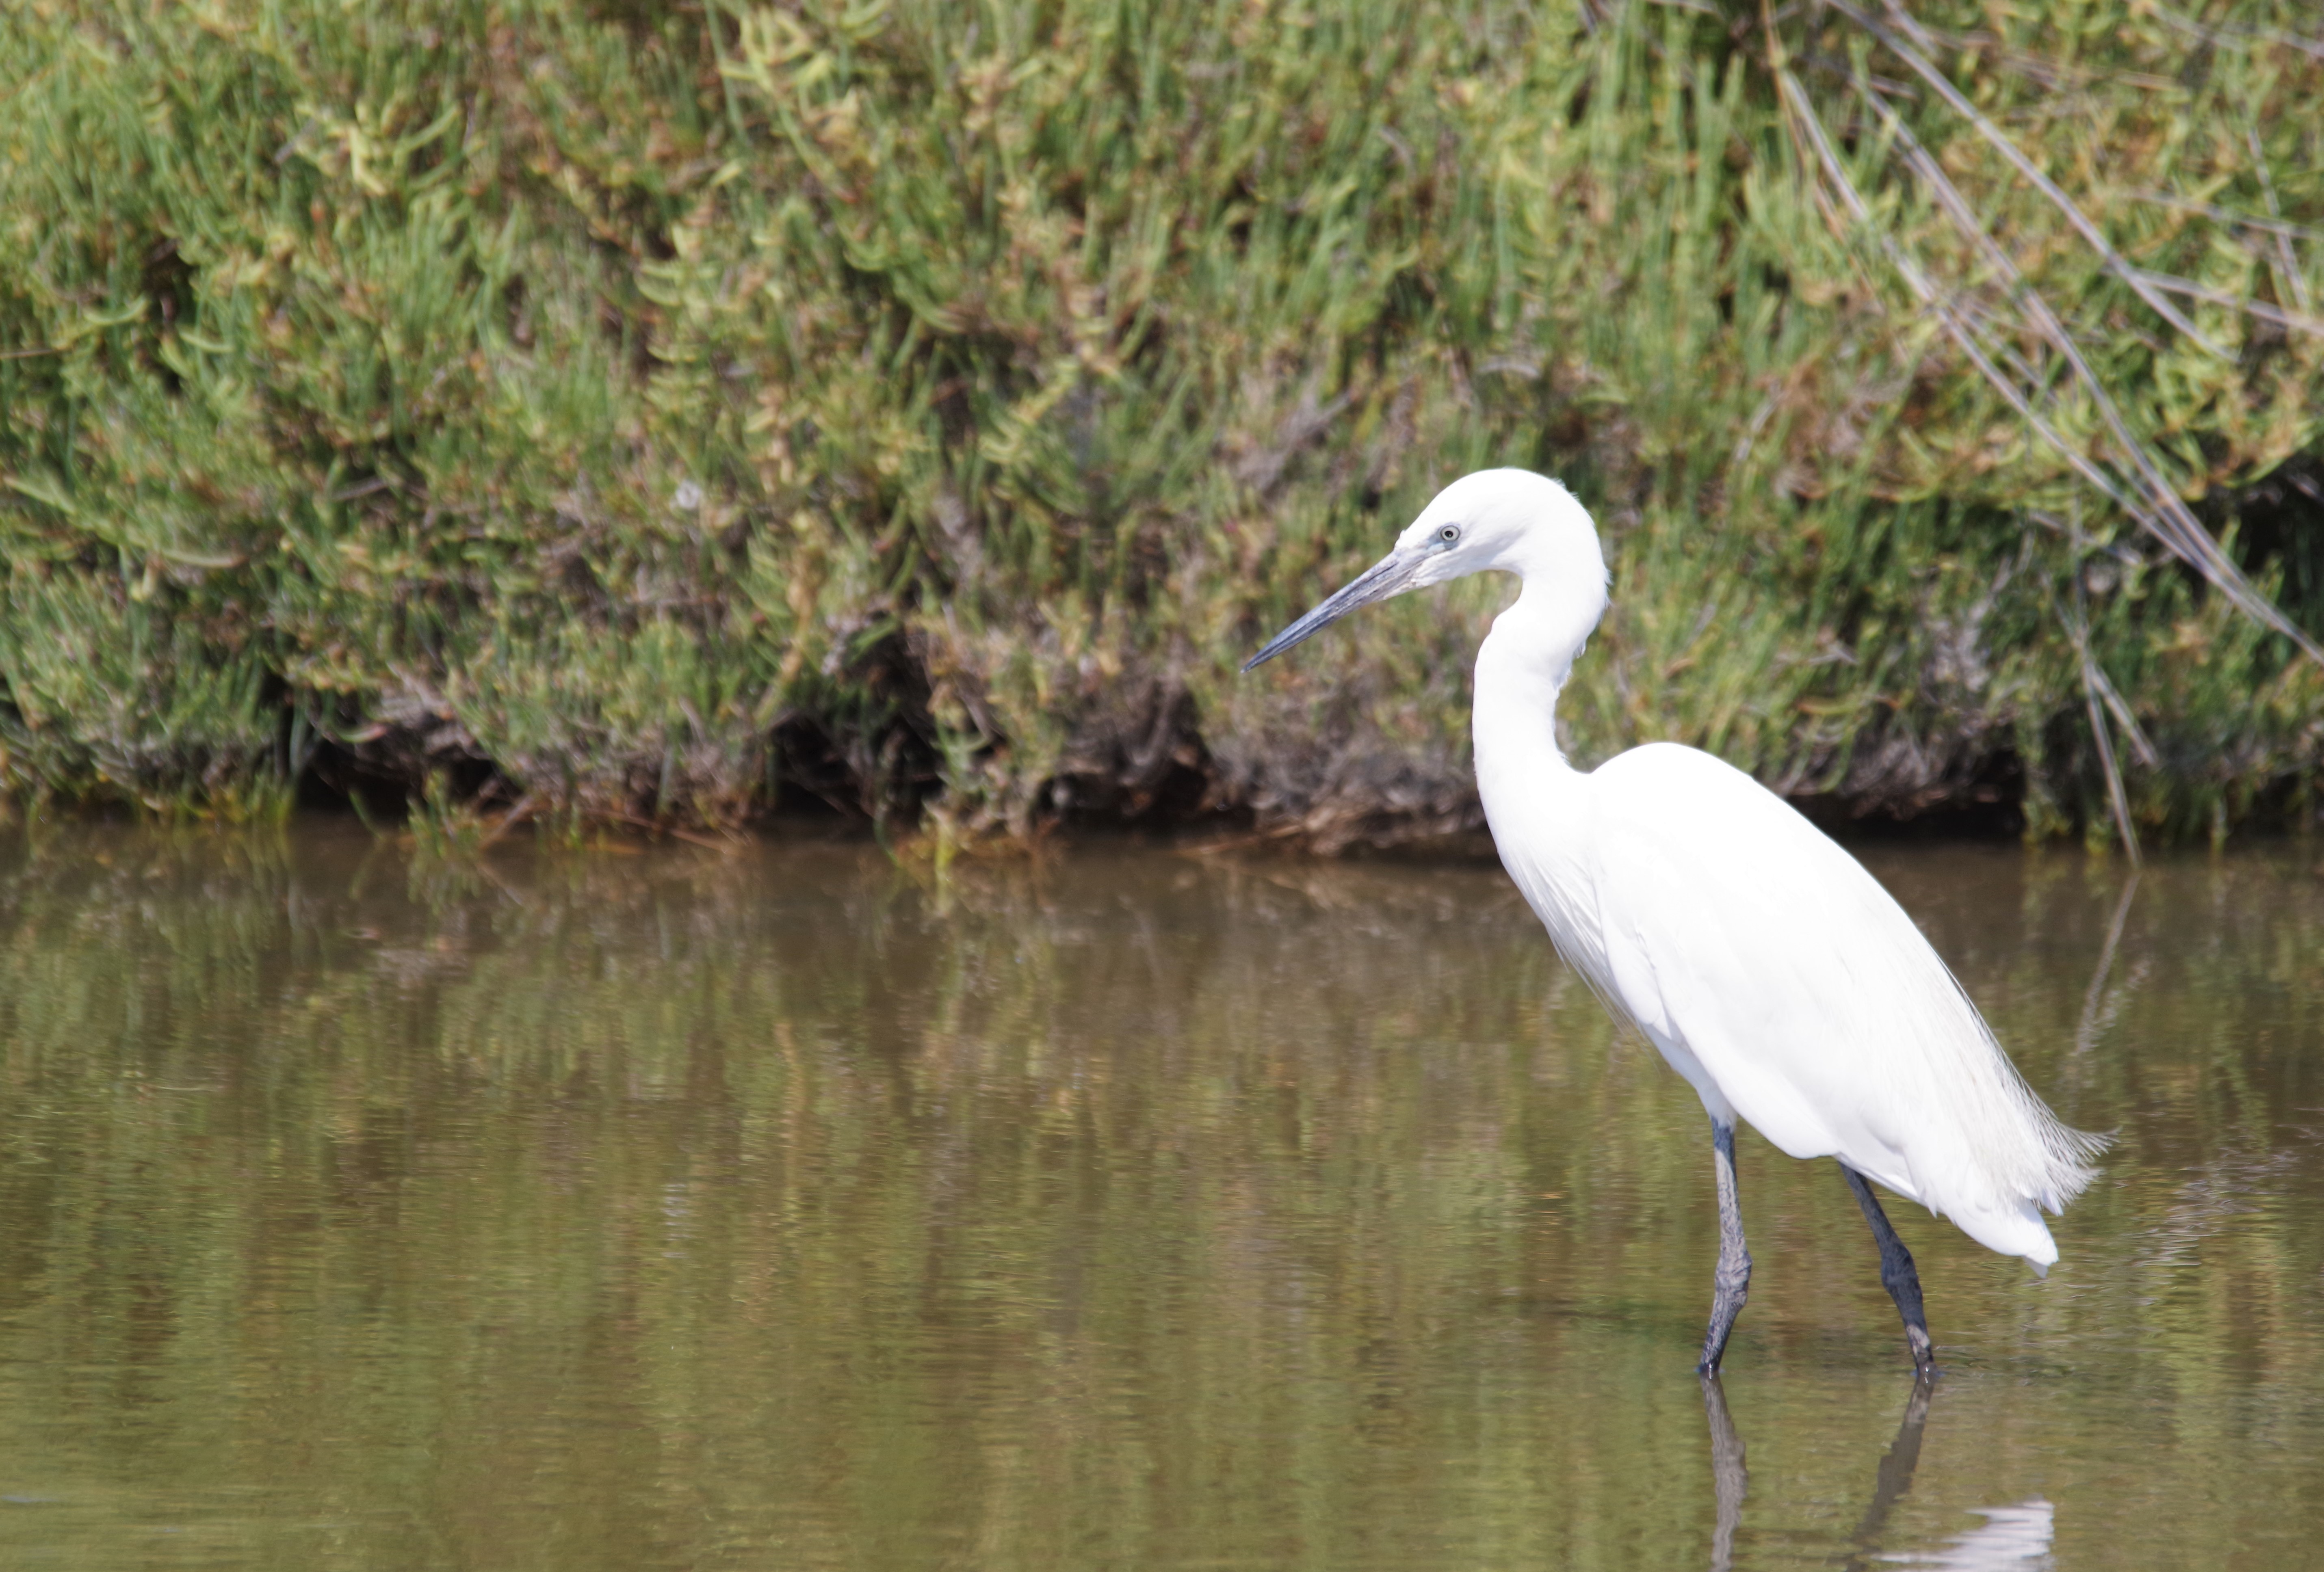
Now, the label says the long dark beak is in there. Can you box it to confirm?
[1242,549,1425,672]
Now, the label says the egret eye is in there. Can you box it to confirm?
[1439,525,1461,544]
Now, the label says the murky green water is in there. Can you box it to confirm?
[0,824,2319,1570]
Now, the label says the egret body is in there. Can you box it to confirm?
[1245,469,2102,1376]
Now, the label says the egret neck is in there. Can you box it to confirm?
[1471,567,1606,785]
[1468,561,1615,997]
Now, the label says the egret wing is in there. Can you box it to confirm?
[1577,744,2094,1259]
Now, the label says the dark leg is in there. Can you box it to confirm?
[1696,1119,1752,1375]
[1841,1164,1936,1377]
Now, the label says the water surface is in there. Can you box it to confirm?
[0,823,2318,1570]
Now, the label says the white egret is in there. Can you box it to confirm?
[1245,469,2103,1375]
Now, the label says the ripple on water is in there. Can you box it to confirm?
[0,825,2316,1569]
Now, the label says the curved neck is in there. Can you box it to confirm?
[1472,572,1604,784]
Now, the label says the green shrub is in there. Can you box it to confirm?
[3,0,2320,846]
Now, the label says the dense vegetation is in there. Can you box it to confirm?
[4,0,2322,849]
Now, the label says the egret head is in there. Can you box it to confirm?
[1243,468,1604,671]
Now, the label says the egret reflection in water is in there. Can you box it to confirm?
[1703,1377,2052,1572]
[0,826,2320,1570]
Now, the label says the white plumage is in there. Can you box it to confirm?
[1246,467,2102,1373]
[1502,741,2096,1263]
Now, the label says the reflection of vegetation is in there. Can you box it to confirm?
[0,828,2321,1564]
[4,4,2324,846]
